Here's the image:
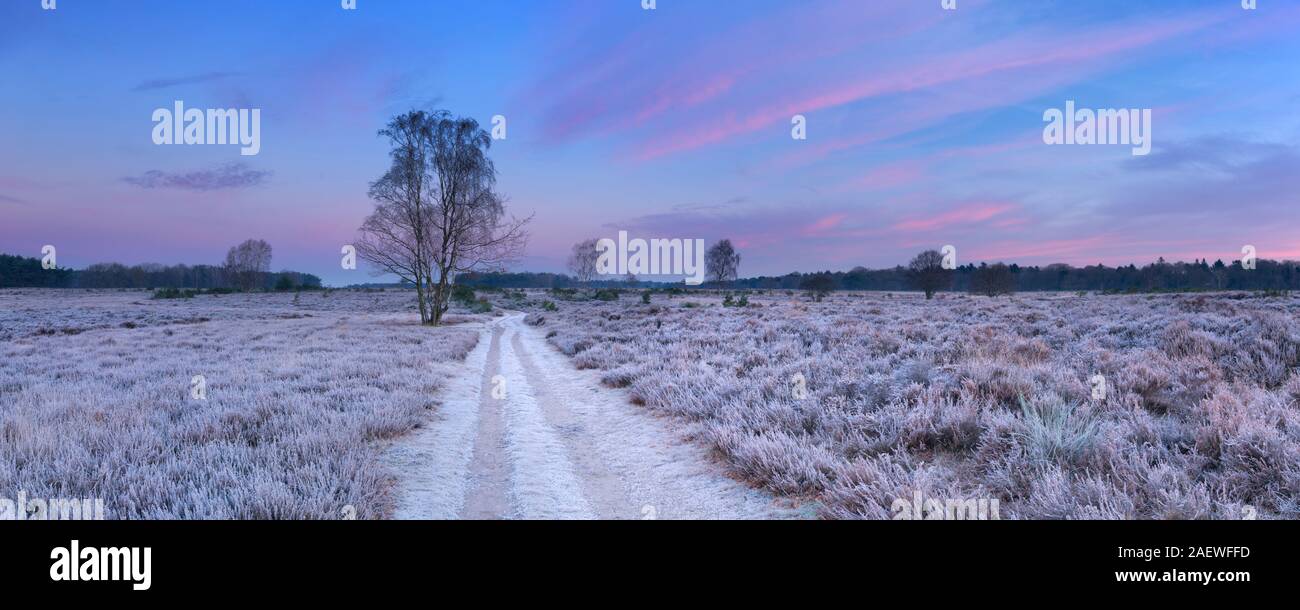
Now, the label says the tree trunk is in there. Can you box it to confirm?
[414,282,429,324]
[429,274,449,326]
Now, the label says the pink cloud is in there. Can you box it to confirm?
[893,203,1016,233]
[636,10,1223,160]
[835,160,926,192]
[801,213,849,236]
[534,0,956,145]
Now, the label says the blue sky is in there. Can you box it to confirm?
[2,0,1299,286]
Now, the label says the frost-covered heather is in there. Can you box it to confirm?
[0,288,434,341]
[537,291,1300,519]
[1,289,479,519]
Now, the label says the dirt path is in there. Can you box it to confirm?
[389,313,789,520]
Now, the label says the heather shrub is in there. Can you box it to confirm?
[1014,395,1100,466]
[451,283,476,305]
[152,287,197,299]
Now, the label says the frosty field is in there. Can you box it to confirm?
[4,288,1298,519]
[530,290,1300,519]
[1,289,479,519]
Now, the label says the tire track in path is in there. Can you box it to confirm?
[461,323,512,518]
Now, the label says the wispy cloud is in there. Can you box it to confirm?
[1128,136,1294,174]
[634,11,1221,161]
[131,71,239,92]
[123,163,271,191]
[893,203,1017,233]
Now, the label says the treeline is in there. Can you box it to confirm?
[457,271,665,289]
[0,254,75,287]
[457,271,578,288]
[458,257,1300,293]
[0,254,322,290]
[771,258,1299,293]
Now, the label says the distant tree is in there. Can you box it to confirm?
[224,239,272,291]
[624,271,638,286]
[705,239,741,285]
[1211,258,1228,290]
[970,263,1015,297]
[567,239,600,285]
[800,272,835,301]
[907,249,951,299]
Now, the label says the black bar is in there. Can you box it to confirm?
[1,520,1286,598]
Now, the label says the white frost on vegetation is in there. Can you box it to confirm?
[0,289,479,519]
[534,290,1300,519]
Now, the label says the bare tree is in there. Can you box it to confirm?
[357,110,529,325]
[567,238,599,286]
[224,239,272,291]
[357,111,437,322]
[705,239,741,285]
[970,263,1016,297]
[424,118,530,326]
[907,249,951,299]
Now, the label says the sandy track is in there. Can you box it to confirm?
[389,313,787,520]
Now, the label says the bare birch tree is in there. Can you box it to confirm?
[705,239,741,285]
[356,110,529,325]
[567,238,599,285]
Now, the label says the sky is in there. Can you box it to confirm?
[2,0,1299,286]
